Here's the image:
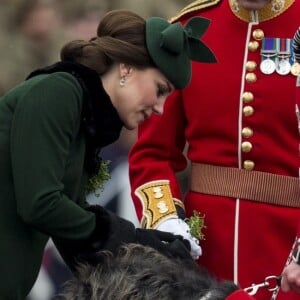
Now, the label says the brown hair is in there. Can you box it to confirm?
[60,9,155,75]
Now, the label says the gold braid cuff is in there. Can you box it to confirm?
[135,180,183,229]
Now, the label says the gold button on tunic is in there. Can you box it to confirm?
[241,141,253,152]
[242,92,254,103]
[245,73,257,83]
[246,61,257,72]
[242,127,253,138]
[243,106,254,116]
[252,29,264,40]
[248,41,260,52]
[243,160,255,170]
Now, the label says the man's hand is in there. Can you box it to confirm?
[156,217,202,259]
[281,261,300,293]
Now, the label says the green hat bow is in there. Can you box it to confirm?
[146,16,216,89]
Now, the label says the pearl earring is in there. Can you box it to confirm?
[120,77,126,87]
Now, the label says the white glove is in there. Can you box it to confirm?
[156,217,202,260]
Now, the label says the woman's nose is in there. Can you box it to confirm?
[152,98,165,115]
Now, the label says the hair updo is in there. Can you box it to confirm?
[60,9,155,75]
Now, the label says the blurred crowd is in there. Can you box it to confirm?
[0,0,190,299]
[0,0,190,96]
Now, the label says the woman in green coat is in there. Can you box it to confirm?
[0,9,215,299]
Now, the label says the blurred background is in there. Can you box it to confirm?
[0,0,190,299]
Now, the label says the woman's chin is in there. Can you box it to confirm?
[124,122,136,130]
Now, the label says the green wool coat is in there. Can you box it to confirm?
[0,72,97,299]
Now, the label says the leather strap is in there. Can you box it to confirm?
[190,163,300,207]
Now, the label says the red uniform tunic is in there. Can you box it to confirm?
[129,0,300,299]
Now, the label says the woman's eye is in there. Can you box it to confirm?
[157,85,168,97]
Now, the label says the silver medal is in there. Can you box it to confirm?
[276,59,291,75]
[260,58,276,74]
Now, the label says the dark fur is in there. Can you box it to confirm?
[56,244,238,300]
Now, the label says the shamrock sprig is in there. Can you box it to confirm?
[85,160,111,197]
[185,210,206,241]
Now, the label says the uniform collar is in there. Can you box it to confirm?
[229,0,295,22]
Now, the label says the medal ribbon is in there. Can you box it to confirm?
[275,38,292,75]
[278,38,291,64]
[261,37,277,54]
[261,37,277,65]
[293,27,300,62]
[278,38,290,55]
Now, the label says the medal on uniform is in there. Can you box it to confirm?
[260,56,276,74]
[276,56,291,75]
[260,37,276,75]
[290,62,300,76]
[275,38,291,76]
[290,40,300,76]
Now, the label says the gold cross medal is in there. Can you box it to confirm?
[291,62,300,76]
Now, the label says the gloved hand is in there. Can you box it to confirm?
[92,206,193,262]
[135,228,193,262]
[54,205,193,271]
[156,217,202,260]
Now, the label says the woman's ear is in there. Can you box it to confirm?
[119,63,133,77]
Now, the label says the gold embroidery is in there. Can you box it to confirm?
[169,0,221,23]
[229,0,295,22]
[135,180,178,228]
[157,201,169,213]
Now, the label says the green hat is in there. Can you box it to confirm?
[146,16,216,89]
